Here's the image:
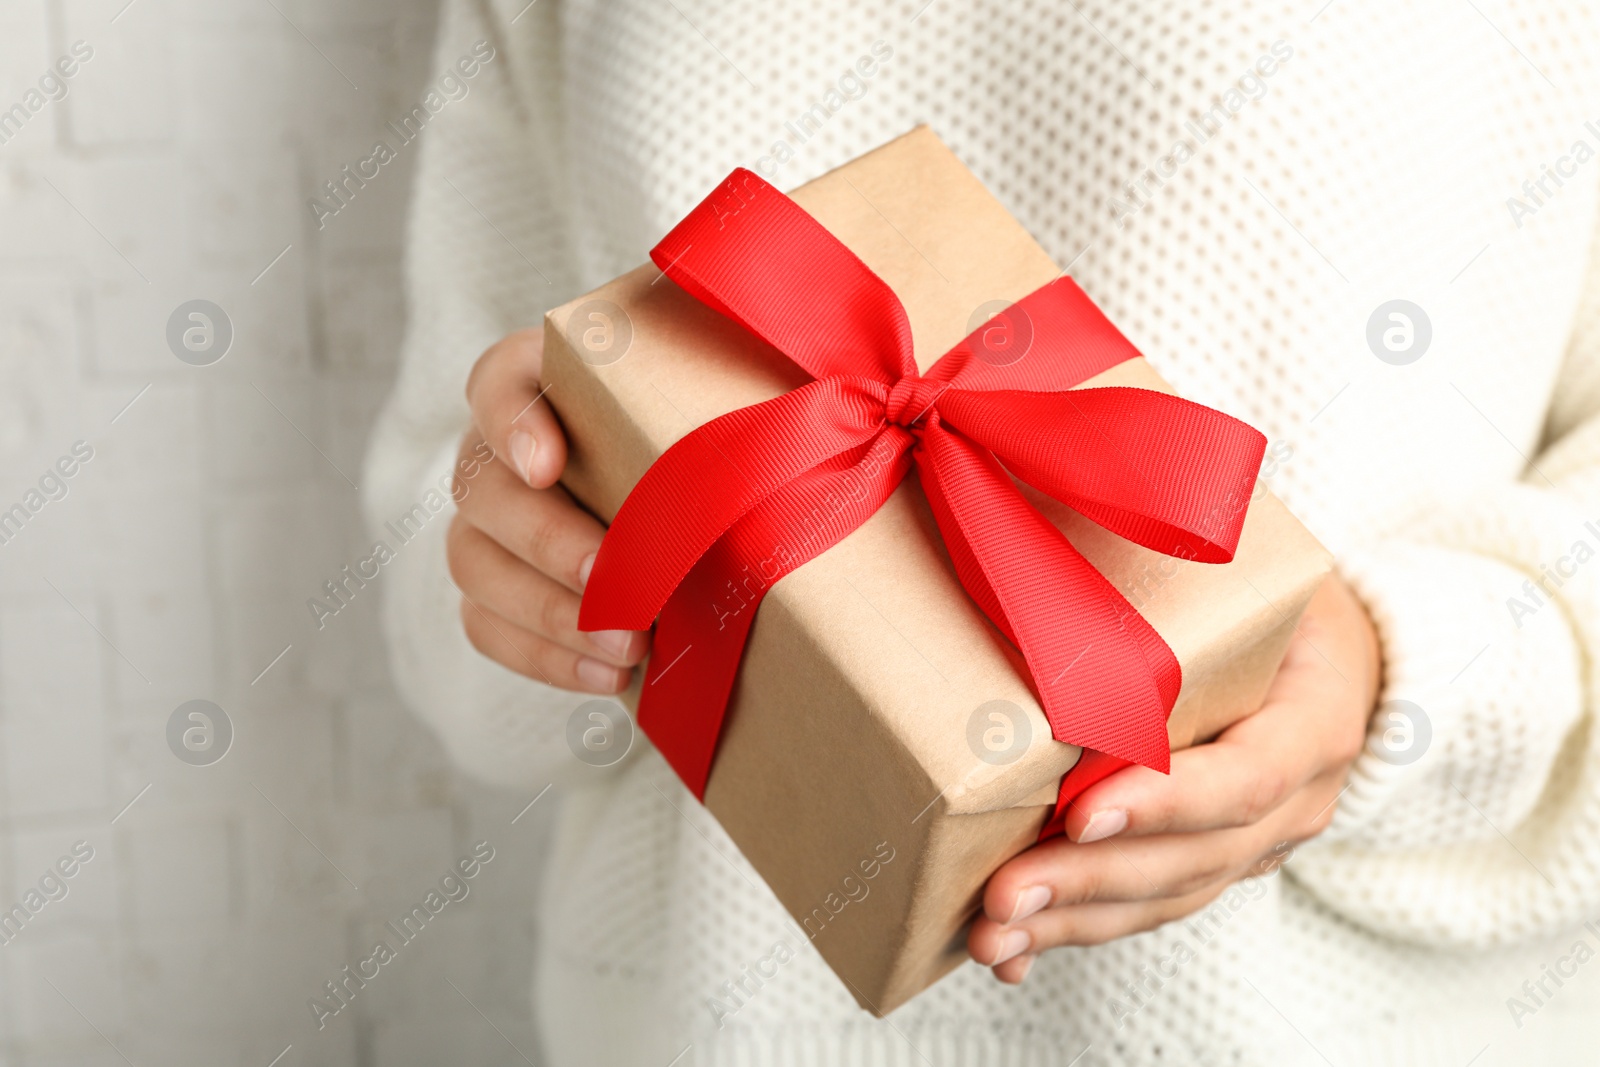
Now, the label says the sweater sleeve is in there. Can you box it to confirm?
[1290,204,1600,948]
[362,0,615,791]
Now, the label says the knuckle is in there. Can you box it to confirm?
[1238,767,1289,825]
[448,459,474,504]
[1142,788,1182,832]
[536,588,577,639]
[1165,862,1228,898]
[449,476,478,522]
[1331,719,1368,766]
[445,518,473,585]
[518,508,562,569]
[1070,924,1118,947]
[1055,862,1101,907]
[464,341,502,404]
[467,329,540,406]
[1161,885,1225,926]
[459,598,488,652]
[1160,847,1239,897]
[1123,905,1182,939]
[1304,799,1340,839]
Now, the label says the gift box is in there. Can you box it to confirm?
[543,126,1331,1014]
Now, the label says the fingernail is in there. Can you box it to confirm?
[509,430,537,485]
[1077,809,1128,844]
[576,657,625,692]
[1012,954,1037,982]
[590,629,636,661]
[1007,884,1051,924]
[991,929,1030,967]
[577,552,597,589]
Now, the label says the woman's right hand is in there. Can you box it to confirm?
[447,327,650,693]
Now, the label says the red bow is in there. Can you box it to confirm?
[579,169,1266,828]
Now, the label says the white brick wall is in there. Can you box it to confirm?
[0,2,551,1064]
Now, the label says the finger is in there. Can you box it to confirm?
[448,517,648,667]
[455,439,608,594]
[465,328,567,489]
[984,778,1333,923]
[983,821,1277,919]
[973,881,1231,972]
[1060,698,1336,842]
[457,590,633,694]
[991,953,1036,985]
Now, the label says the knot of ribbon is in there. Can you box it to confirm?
[884,375,945,428]
[579,168,1267,827]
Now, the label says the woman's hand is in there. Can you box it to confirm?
[448,328,650,692]
[969,573,1381,982]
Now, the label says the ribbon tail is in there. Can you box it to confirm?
[1039,572,1186,823]
[639,431,913,797]
[642,542,762,797]
[916,423,1178,773]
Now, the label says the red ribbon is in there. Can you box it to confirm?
[579,168,1265,837]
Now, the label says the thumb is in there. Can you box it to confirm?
[465,327,567,488]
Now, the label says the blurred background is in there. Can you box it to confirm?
[0,0,556,1063]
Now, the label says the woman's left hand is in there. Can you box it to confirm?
[968,573,1381,983]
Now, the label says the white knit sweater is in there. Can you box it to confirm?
[364,1,1600,1063]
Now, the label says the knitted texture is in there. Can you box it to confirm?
[364,0,1600,1062]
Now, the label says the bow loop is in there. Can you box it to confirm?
[935,386,1266,562]
[579,375,890,632]
[651,169,916,386]
[927,276,1148,392]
